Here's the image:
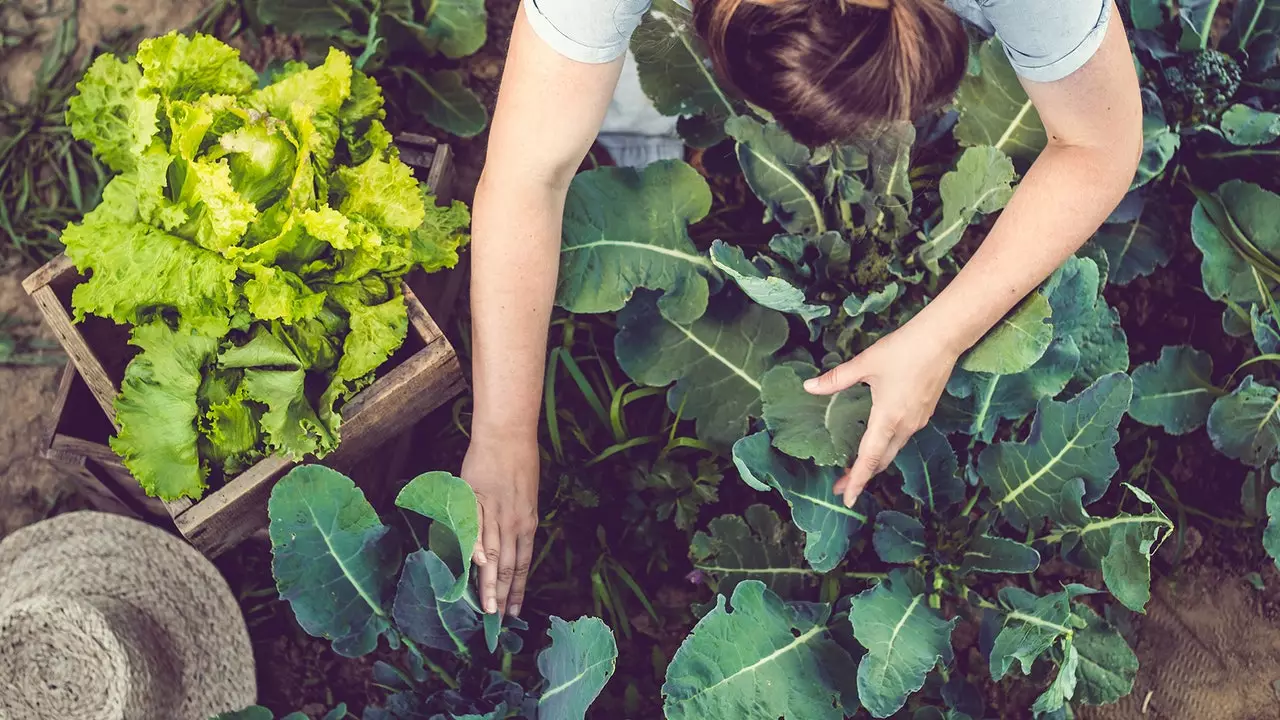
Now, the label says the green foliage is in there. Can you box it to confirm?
[266,465,617,715]
[62,32,470,500]
[1162,50,1243,124]
[248,0,489,136]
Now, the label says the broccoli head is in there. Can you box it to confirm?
[1162,49,1243,124]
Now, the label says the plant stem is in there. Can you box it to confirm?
[402,638,458,689]
[1198,148,1280,160]
[843,571,889,580]
[960,491,981,517]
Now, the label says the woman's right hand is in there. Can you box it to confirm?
[461,430,540,618]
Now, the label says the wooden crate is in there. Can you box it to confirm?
[26,137,468,558]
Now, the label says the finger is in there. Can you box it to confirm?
[495,524,519,617]
[508,529,535,618]
[471,502,488,567]
[844,410,896,507]
[803,358,867,396]
[479,516,501,614]
[881,426,917,471]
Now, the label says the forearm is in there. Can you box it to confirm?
[914,141,1138,353]
[469,173,566,441]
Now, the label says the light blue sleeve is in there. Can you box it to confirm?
[979,0,1114,83]
[521,0,654,64]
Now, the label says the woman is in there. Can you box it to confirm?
[463,0,1143,618]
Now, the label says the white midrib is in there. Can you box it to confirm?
[1141,387,1213,401]
[1007,610,1071,635]
[653,11,736,115]
[972,375,1002,434]
[666,318,761,390]
[307,503,387,619]
[696,565,819,575]
[1255,394,1280,438]
[1115,207,1146,265]
[677,624,826,703]
[564,239,713,268]
[870,596,922,684]
[998,421,1094,507]
[996,101,1035,151]
[922,185,1005,255]
[539,657,615,705]
[742,144,826,234]
[1076,514,1171,536]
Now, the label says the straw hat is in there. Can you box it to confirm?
[0,511,257,720]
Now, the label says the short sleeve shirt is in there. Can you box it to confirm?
[522,0,1113,84]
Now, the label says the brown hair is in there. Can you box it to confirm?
[693,0,968,146]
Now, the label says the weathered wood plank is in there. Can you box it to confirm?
[21,254,75,293]
[28,284,119,425]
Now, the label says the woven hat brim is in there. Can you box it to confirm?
[0,511,256,719]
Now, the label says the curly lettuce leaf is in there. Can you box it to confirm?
[217,121,296,208]
[111,320,219,501]
[64,221,238,337]
[335,293,408,381]
[205,382,263,476]
[332,154,426,235]
[249,47,353,120]
[411,196,471,272]
[243,264,327,323]
[177,157,259,254]
[243,368,336,459]
[65,54,159,173]
[135,32,257,101]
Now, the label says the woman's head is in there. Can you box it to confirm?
[692,0,968,146]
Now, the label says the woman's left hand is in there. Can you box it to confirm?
[803,318,963,508]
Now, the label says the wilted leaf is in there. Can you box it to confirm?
[892,424,965,512]
[961,293,1053,375]
[690,504,813,597]
[1057,480,1172,613]
[916,146,1016,270]
[392,550,481,655]
[269,465,398,657]
[1207,376,1280,466]
[760,363,872,467]
[1130,345,1219,435]
[395,472,480,602]
[959,535,1040,575]
[710,240,829,324]
[616,295,787,446]
[726,116,825,236]
[873,511,926,564]
[663,581,860,719]
[1030,638,1079,715]
[954,39,1047,163]
[558,160,713,324]
[850,569,957,718]
[989,584,1095,681]
[980,373,1133,529]
[536,617,617,720]
[732,432,868,572]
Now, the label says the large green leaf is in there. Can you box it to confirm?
[252,0,347,35]
[873,511,926,564]
[1130,345,1219,435]
[710,240,829,324]
[1029,636,1079,715]
[395,472,480,602]
[732,432,868,572]
[954,39,1047,163]
[1039,256,1130,386]
[1220,104,1280,146]
[937,340,1079,442]
[406,69,488,137]
[892,424,965,512]
[850,569,957,718]
[535,617,617,720]
[1133,89,1179,189]
[980,373,1133,529]
[1072,605,1138,705]
[1057,480,1172,613]
[916,146,1016,271]
[690,504,814,598]
[1265,486,1280,569]
[860,122,916,239]
[725,116,825,236]
[1207,376,1280,466]
[616,295,787,446]
[959,535,1040,575]
[425,0,487,58]
[961,293,1053,375]
[1190,180,1280,313]
[391,549,481,655]
[1088,197,1173,285]
[662,581,860,719]
[558,160,713,324]
[631,0,735,119]
[760,363,872,467]
[269,465,398,657]
[989,584,1094,681]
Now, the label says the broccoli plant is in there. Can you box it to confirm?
[221,465,618,719]
[1161,49,1244,124]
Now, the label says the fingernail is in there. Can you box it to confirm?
[803,379,819,392]
[485,599,497,614]
[509,604,521,618]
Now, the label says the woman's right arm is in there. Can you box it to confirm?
[464,4,625,618]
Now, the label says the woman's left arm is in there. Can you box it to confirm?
[808,2,1143,507]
